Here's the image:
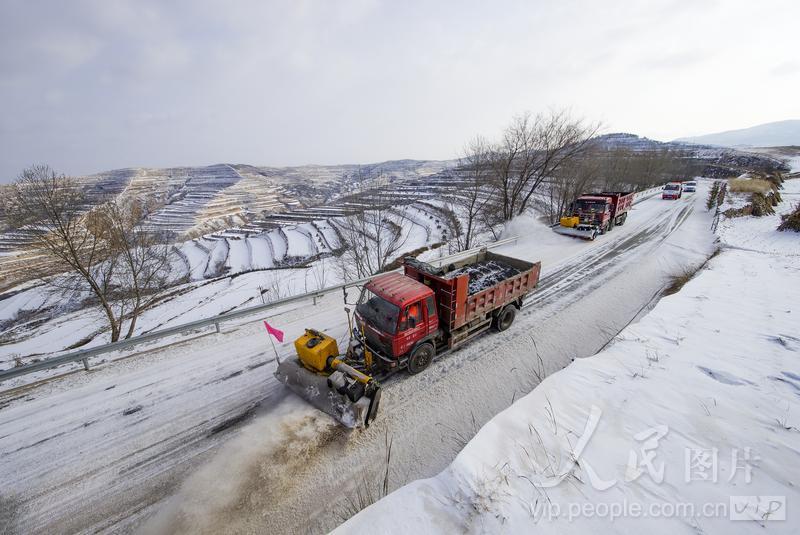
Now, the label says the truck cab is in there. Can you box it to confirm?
[572,195,613,229]
[354,272,438,369]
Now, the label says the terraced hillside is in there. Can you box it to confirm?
[0,160,455,291]
[0,198,460,357]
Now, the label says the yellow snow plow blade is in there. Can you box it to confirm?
[274,329,382,428]
[560,216,579,228]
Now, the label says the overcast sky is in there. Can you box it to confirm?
[1,0,798,181]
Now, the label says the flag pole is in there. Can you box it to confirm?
[264,319,282,364]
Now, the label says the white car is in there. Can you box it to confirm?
[662,182,683,200]
[683,181,697,192]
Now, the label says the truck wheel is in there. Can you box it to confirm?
[494,306,516,332]
[607,220,615,232]
[408,343,435,374]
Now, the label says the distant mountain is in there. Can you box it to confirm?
[592,133,672,151]
[675,120,800,148]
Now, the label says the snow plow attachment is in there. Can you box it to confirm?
[274,329,382,428]
[553,221,598,240]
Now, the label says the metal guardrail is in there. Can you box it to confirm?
[634,186,666,200]
[0,236,520,383]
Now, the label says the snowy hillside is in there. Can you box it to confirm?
[339,178,800,534]
[676,119,800,148]
[0,159,458,291]
[0,201,454,362]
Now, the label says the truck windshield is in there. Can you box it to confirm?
[356,288,400,335]
[575,200,606,212]
[665,184,680,190]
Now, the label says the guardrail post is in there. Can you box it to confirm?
[215,322,220,333]
[82,358,90,371]
[313,295,318,305]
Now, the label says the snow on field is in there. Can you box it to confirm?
[268,229,288,261]
[717,177,800,256]
[0,283,49,324]
[134,271,277,329]
[179,241,210,280]
[168,247,190,281]
[247,236,274,269]
[283,226,316,258]
[315,220,341,250]
[225,238,251,274]
[204,238,229,278]
[296,222,330,253]
[339,184,800,534]
[0,264,335,377]
[1,308,108,358]
[394,205,436,248]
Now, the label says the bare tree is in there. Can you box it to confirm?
[451,136,494,250]
[100,200,175,339]
[333,201,414,280]
[542,151,603,224]
[490,111,600,220]
[309,258,329,290]
[4,166,174,342]
[595,146,694,191]
[4,166,125,340]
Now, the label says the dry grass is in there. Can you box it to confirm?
[663,268,696,296]
[663,249,720,296]
[728,178,773,194]
[778,203,800,232]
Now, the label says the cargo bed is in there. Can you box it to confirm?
[404,250,540,332]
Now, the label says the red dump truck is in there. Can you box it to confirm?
[555,191,635,240]
[357,251,541,372]
[275,249,541,427]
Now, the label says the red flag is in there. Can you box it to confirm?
[263,320,284,343]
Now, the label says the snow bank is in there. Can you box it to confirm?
[338,227,799,533]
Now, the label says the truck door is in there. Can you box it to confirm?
[397,301,426,356]
[425,295,438,335]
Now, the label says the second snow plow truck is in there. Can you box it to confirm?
[555,191,634,240]
[275,249,541,428]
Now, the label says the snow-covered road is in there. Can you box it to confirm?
[337,176,800,535]
[0,189,715,534]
